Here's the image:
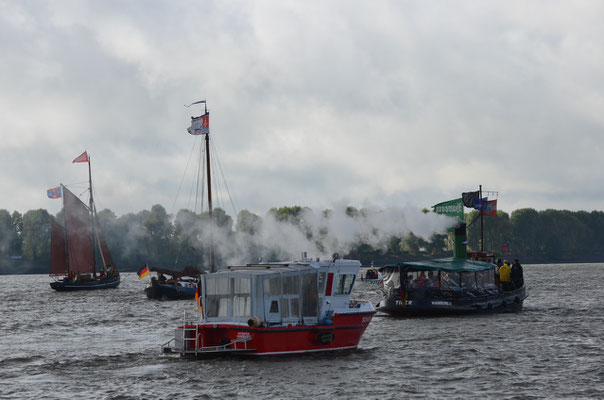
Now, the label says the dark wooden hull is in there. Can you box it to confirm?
[376,285,527,316]
[50,275,121,291]
[145,282,196,300]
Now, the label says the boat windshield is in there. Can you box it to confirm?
[334,274,355,294]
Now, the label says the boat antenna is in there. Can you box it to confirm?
[479,184,483,252]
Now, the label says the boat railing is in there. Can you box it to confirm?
[161,310,255,355]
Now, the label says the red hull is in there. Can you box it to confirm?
[177,311,375,356]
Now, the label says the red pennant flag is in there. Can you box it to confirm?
[73,151,89,163]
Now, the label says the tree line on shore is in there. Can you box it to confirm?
[1,205,604,274]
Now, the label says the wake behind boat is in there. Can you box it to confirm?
[162,254,376,357]
[48,151,120,291]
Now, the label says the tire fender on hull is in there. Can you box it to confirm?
[315,331,335,345]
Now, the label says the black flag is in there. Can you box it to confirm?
[462,191,480,208]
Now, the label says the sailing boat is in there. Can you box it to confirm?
[143,100,214,299]
[49,151,120,291]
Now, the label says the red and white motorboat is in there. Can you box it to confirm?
[162,254,376,357]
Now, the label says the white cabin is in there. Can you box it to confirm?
[198,257,364,326]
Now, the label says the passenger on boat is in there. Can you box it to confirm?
[158,273,167,282]
[415,271,427,288]
[100,267,105,279]
[511,260,524,288]
[427,271,439,288]
[499,261,512,290]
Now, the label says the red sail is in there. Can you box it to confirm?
[63,187,95,274]
[49,220,68,275]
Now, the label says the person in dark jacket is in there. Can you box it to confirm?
[511,259,524,288]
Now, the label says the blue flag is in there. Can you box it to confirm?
[473,197,488,210]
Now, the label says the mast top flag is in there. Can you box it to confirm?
[72,151,89,163]
[186,99,215,272]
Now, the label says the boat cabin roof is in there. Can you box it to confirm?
[380,257,496,273]
[218,259,361,277]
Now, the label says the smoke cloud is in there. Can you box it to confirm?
[206,203,457,266]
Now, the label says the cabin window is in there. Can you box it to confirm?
[302,272,318,320]
[334,274,355,295]
[476,269,495,288]
[280,298,290,317]
[318,272,327,293]
[233,277,251,318]
[440,272,461,290]
[281,274,301,320]
[283,275,299,295]
[269,300,279,313]
[206,276,231,318]
[461,272,477,290]
[264,277,282,295]
[290,298,299,316]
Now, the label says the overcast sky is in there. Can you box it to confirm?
[2,0,603,219]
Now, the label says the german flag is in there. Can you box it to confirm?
[137,265,150,279]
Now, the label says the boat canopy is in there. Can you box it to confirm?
[380,257,496,273]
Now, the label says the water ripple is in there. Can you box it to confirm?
[2,265,604,399]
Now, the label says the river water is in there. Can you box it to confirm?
[1,263,603,399]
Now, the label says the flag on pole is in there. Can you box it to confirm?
[47,186,62,199]
[462,191,480,208]
[137,265,150,279]
[187,113,209,135]
[481,200,497,216]
[73,151,89,163]
[473,197,488,210]
[432,198,464,221]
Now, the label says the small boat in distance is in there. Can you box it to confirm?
[145,266,201,300]
[48,152,120,291]
[376,223,526,316]
[360,263,383,285]
[162,254,376,357]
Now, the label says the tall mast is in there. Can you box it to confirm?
[479,184,484,252]
[61,183,70,275]
[88,155,97,276]
[204,102,216,272]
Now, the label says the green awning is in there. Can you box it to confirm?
[380,257,495,273]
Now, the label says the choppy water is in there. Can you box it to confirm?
[1,264,604,399]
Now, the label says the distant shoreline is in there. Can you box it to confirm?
[3,256,604,275]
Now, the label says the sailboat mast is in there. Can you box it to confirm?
[61,183,70,275]
[204,102,216,272]
[88,156,97,276]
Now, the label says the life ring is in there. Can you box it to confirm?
[317,332,334,344]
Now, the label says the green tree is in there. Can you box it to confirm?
[11,211,23,255]
[510,208,540,257]
[400,232,424,256]
[21,209,52,262]
[173,209,203,268]
[236,209,262,235]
